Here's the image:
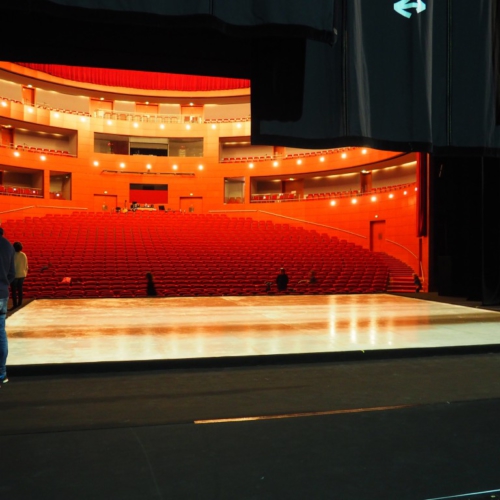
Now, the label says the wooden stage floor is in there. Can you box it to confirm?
[6,294,500,367]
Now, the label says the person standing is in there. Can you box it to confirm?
[276,267,289,292]
[413,273,422,293]
[0,227,15,387]
[10,241,28,310]
[146,272,158,296]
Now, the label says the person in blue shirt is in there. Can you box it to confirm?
[0,227,15,387]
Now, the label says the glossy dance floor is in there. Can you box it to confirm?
[6,294,500,366]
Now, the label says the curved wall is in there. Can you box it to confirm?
[0,64,428,281]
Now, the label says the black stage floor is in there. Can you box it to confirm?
[2,293,500,499]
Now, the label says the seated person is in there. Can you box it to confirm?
[298,270,318,285]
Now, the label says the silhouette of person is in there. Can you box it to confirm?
[276,268,289,292]
[299,270,317,285]
[146,272,158,296]
[413,273,422,292]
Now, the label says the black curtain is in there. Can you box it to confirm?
[2,1,500,155]
[481,157,500,306]
[430,156,500,305]
[252,0,500,156]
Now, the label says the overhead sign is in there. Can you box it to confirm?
[394,0,427,18]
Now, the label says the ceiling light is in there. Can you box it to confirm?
[341,153,347,159]
[93,161,99,167]
[330,200,336,206]
[319,156,325,162]
[371,196,377,202]
[173,165,178,170]
[198,165,204,170]
[273,161,279,167]
[351,198,357,204]
[249,163,254,168]
[362,149,367,154]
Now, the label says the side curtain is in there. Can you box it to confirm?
[252,0,500,156]
[482,157,500,306]
[417,153,428,238]
[41,0,335,42]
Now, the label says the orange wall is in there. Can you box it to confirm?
[0,84,427,279]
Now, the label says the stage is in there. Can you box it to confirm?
[3,293,500,500]
[6,293,500,367]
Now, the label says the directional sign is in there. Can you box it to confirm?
[394,0,426,18]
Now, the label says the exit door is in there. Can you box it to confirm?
[180,196,203,213]
[370,220,386,252]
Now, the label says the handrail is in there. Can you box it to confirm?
[250,182,417,203]
[36,206,88,211]
[0,206,37,215]
[258,211,368,239]
[209,209,368,240]
[93,109,200,124]
[385,238,424,281]
[0,205,88,215]
[385,239,418,260]
[209,210,258,213]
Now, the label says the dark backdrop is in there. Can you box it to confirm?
[430,156,500,305]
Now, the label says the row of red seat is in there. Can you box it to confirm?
[4,212,390,299]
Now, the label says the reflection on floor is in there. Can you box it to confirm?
[6,294,500,367]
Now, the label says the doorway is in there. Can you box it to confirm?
[370,220,386,252]
[94,194,117,212]
[180,196,203,213]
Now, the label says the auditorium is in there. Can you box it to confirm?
[1,2,500,499]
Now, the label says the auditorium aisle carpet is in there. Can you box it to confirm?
[1,294,500,499]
